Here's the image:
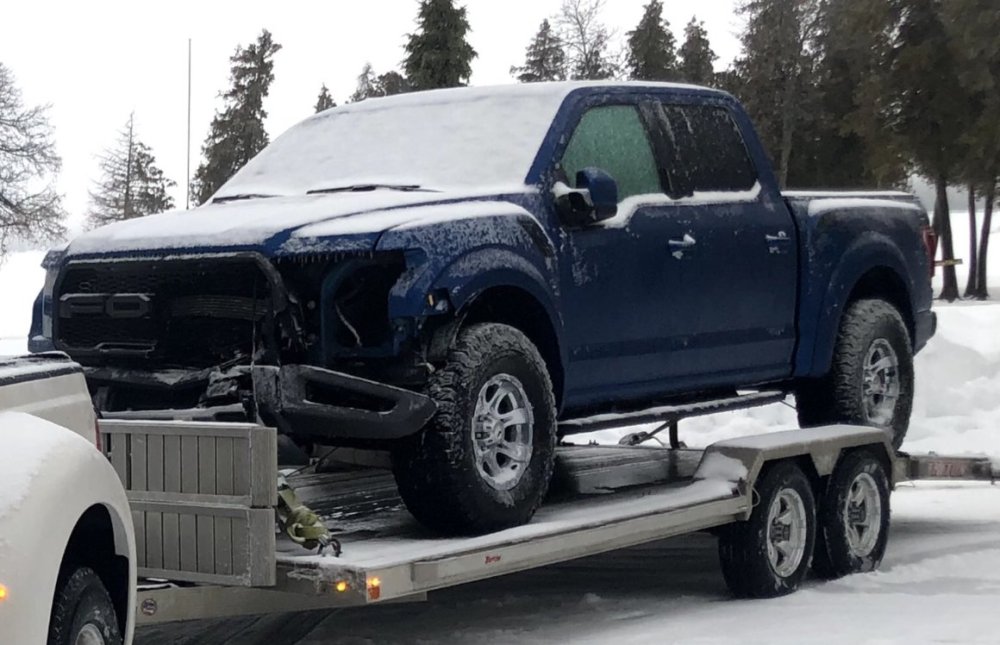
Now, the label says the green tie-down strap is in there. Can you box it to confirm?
[276,473,341,556]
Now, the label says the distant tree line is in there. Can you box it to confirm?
[1,0,996,300]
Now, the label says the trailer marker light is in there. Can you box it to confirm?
[0,583,8,602]
[367,577,382,600]
[334,581,348,593]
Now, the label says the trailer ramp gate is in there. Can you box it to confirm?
[101,420,278,587]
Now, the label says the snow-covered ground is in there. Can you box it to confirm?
[1,209,999,643]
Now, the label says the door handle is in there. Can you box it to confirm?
[668,234,697,249]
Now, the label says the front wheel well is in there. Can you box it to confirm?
[57,505,129,636]
[846,267,915,345]
[454,286,564,409]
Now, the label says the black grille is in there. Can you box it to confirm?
[56,259,272,367]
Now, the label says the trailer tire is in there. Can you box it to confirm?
[718,462,816,598]
[813,450,891,579]
[796,298,914,449]
[48,566,123,645]
[392,323,557,535]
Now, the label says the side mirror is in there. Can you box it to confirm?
[554,167,619,227]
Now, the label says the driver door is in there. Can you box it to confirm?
[556,102,690,410]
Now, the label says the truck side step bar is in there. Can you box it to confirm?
[558,390,787,446]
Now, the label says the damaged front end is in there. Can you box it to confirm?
[52,252,436,445]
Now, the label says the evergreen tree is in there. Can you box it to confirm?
[677,17,717,85]
[558,0,618,80]
[511,19,567,83]
[314,84,336,113]
[191,29,282,205]
[87,114,175,229]
[351,63,378,102]
[626,0,677,81]
[941,0,1000,298]
[403,0,477,90]
[890,0,969,301]
[0,62,65,257]
[810,0,906,189]
[350,64,412,102]
[375,71,412,97]
[734,1,821,188]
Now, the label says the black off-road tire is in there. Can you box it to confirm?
[718,462,817,598]
[813,450,891,579]
[391,323,557,535]
[48,566,123,645]
[796,298,914,449]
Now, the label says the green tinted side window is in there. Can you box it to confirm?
[560,105,662,201]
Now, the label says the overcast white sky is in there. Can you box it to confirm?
[1,0,743,232]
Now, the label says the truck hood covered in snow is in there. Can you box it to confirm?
[63,188,534,258]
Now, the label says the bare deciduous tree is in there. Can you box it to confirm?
[557,0,618,80]
[0,63,65,257]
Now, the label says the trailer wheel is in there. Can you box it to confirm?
[796,298,914,449]
[392,323,557,534]
[48,566,123,645]
[718,462,816,598]
[813,450,891,579]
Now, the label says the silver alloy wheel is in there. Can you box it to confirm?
[766,488,809,578]
[472,373,534,491]
[844,472,882,557]
[862,338,900,426]
[75,624,106,645]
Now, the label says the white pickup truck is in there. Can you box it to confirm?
[0,353,135,645]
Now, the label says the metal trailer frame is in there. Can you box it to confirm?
[96,419,997,626]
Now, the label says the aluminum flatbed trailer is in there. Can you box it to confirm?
[96,419,996,625]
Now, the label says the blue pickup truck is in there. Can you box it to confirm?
[31,82,936,534]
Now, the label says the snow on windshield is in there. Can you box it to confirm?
[215,85,566,199]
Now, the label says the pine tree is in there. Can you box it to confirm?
[626,0,677,81]
[0,62,65,257]
[890,0,969,301]
[677,17,717,85]
[511,19,567,83]
[558,0,618,80]
[403,0,477,90]
[87,115,175,229]
[375,71,411,97]
[314,84,336,113]
[734,1,821,188]
[941,0,1000,298]
[350,64,412,102]
[191,30,282,205]
[811,0,906,189]
[350,63,378,102]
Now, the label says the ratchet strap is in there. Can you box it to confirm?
[276,471,341,556]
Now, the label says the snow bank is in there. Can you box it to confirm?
[0,250,43,353]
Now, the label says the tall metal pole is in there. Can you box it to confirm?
[186,38,192,210]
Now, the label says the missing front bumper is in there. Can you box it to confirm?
[252,364,436,441]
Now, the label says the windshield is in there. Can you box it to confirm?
[213,86,566,200]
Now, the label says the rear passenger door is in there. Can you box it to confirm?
[650,102,798,385]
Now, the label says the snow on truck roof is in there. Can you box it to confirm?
[214,82,724,201]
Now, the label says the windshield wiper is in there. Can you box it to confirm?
[306,184,437,195]
[212,193,277,204]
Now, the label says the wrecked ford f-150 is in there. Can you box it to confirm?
[30,81,936,534]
